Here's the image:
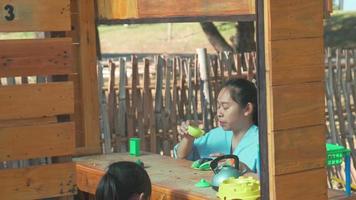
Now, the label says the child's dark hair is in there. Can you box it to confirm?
[95,161,151,200]
[222,78,258,125]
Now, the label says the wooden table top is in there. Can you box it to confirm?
[74,152,354,200]
[74,152,218,199]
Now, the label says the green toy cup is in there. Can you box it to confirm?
[187,125,204,138]
[129,138,141,156]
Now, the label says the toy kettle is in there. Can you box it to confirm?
[210,155,246,190]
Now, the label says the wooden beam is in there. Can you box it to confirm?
[0,38,73,77]
[0,82,74,120]
[138,0,255,18]
[98,15,256,24]
[0,163,76,200]
[0,0,71,32]
[97,0,255,20]
[0,122,75,161]
[75,0,101,155]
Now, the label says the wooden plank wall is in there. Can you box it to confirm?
[0,0,76,199]
[264,0,327,199]
[97,0,255,20]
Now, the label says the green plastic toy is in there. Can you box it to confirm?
[195,179,211,188]
[217,177,260,200]
[326,143,350,166]
[129,138,141,156]
[187,125,205,138]
[191,158,212,171]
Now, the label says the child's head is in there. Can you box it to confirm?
[95,161,151,200]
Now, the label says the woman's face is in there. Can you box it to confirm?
[216,87,248,131]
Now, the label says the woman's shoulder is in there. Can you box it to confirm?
[244,125,259,144]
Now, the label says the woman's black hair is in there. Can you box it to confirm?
[222,78,258,126]
[95,161,152,200]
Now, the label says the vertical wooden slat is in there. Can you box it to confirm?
[107,61,117,139]
[117,59,127,152]
[163,59,172,155]
[98,63,111,154]
[132,56,145,150]
[142,59,156,153]
[171,58,178,145]
[154,56,164,153]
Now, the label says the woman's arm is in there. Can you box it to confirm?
[175,121,198,159]
[175,136,195,159]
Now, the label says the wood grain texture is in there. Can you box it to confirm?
[0,0,71,32]
[275,168,327,200]
[0,122,75,161]
[75,0,101,155]
[0,38,73,77]
[0,163,76,200]
[0,116,57,128]
[98,0,255,19]
[75,153,217,198]
[76,163,104,195]
[271,82,325,130]
[273,125,326,175]
[0,82,74,120]
[268,37,324,86]
[267,0,323,40]
[137,0,255,18]
[75,153,348,199]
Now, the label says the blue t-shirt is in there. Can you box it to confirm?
[174,125,260,174]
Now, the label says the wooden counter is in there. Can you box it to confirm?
[75,152,218,200]
[75,153,354,200]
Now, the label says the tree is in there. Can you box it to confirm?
[200,21,256,53]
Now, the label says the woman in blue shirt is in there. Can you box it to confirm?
[174,78,259,177]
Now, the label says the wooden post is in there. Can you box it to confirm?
[264,0,327,198]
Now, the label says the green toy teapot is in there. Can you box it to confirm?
[210,154,247,190]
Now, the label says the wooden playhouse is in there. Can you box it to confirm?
[0,0,351,199]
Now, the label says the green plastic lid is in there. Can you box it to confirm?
[217,177,260,200]
[195,179,211,188]
[326,143,345,151]
[188,126,205,138]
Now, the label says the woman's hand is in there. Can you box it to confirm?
[176,120,199,159]
[177,120,200,141]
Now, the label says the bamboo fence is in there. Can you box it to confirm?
[325,48,356,190]
[97,50,257,155]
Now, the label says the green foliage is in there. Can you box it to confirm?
[324,11,356,48]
